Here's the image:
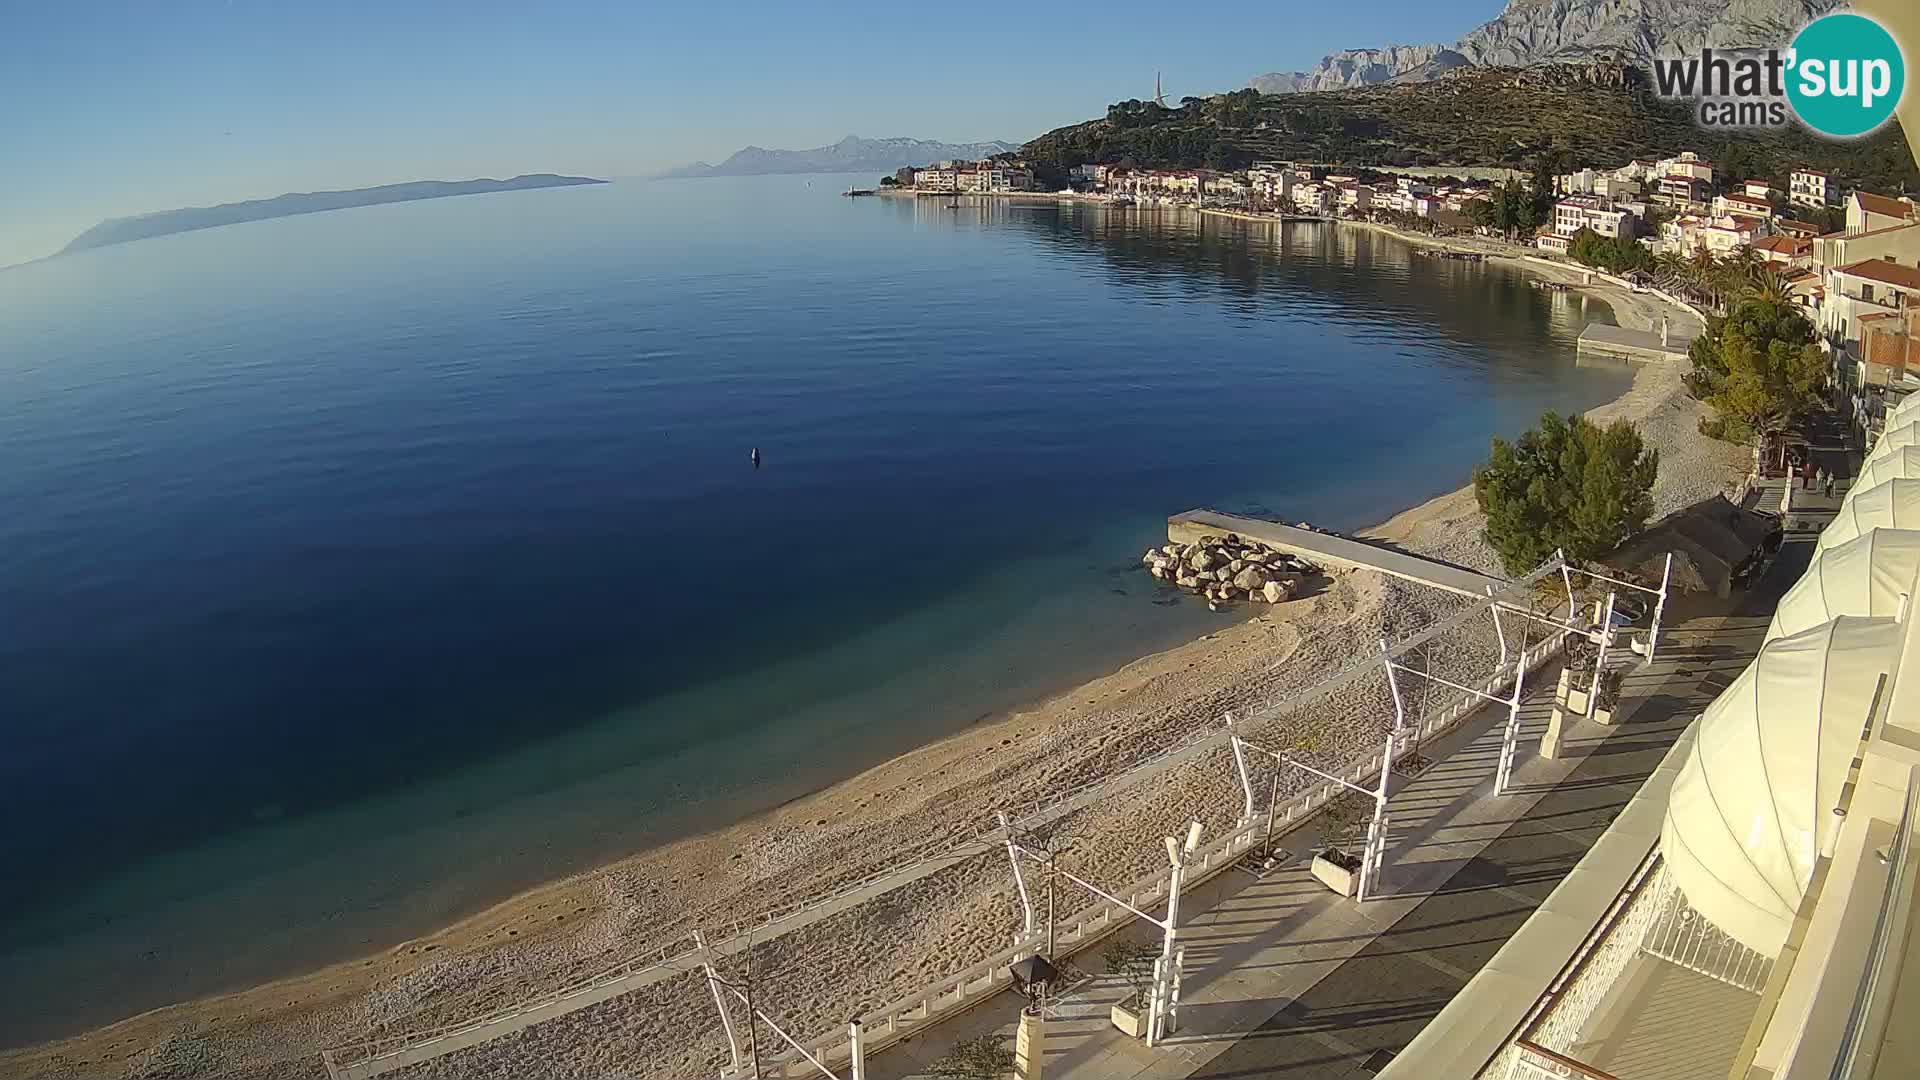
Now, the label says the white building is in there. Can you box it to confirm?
[1539,195,1637,252]
[1712,191,1776,220]
[1848,190,1920,233]
[1069,163,1109,187]
[1555,168,1599,196]
[1791,166,1839,209]
[1656,151,1714,184]
[1290,183,1331,215]
[1823,258,1920,361]
[1248,165,1293,205]
[915,164,959,193]
[1814,193,1920,271]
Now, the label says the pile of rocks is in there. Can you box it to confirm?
[1142,533,1319,610]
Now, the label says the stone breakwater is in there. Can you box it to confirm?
[1143,531,1321,608]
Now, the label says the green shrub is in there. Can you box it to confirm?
[1472,411,1660,576]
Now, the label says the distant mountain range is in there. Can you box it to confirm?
[58,174,606,256]
[1249,0,1841,93]
[656,136,1021,179]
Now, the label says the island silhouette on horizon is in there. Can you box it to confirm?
[57,174,607,256]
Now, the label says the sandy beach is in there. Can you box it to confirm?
[2,234,1749,1080]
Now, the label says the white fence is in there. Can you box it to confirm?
[1640,869,1773,992]
[748,623,1574,1076]
[1484,853,1667,1080]
[324,560,1574,1079]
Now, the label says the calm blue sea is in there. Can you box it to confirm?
[0,175,1625,1042]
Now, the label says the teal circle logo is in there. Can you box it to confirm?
[1787,13,1906,138]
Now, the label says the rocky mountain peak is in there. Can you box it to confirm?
[1249,0,1843,94]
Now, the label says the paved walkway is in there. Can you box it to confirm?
[1169,510,1506,598]
[869,558,1797,1080]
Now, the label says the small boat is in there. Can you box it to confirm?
[843,187,876,197]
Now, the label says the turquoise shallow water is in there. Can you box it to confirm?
[0,175,1625,1042]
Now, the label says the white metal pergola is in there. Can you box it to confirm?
[1228,715,1396,900]
[1481,552,1674,790]
[1003,817,1206,1047]
[703,928,862,1080]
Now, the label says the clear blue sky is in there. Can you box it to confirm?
[0,0,1498,267]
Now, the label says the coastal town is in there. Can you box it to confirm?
[886,151,1920,433]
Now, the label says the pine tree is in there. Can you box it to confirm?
[1473,411,1660,576]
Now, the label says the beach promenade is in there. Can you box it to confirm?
[867,557,1793,1080]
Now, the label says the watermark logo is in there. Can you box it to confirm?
[1651,12,1906,139]
[1786,13,1904,138]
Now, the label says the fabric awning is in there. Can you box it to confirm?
[1769,529,1920,641]
[1865,420,1920,465]
[1819,479,1920,551]
[1852,447,1920,495]
[1887,391,1920,429]
[1661,616,1905,956]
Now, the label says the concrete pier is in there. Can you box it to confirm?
[1167,509,1506,598]
[1576,322,1694,363]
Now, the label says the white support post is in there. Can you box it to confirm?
[1587,591,1616,718]
[1226,714,1257,826]
[697,931,744,1076]
[1495,619,1532,796]
[721,985,841,1080]
[1358,728,1395,902]
[1147,821,1202,1046]
[1560,557,1577,623]
[1648,552,1673,661]
[1000,812,1036,942]
[1169,945,1186,1036]
[1380,638,1406,732]
[1488,592,1509,671]
[848,1018,866,1080]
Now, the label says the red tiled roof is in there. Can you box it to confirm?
[1754,235,1810,256]
[1836,258,1920,291]
[1855,192,1917,220]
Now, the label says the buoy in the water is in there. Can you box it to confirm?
[750,447,762,468]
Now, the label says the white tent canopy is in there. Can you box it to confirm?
[1819,479,1920,551]
[1662,616,1905,956]
[1888,391,1920,429]
[1865,420,1920,465]
[1851,447,1920,495]
[1768,529,1920,641]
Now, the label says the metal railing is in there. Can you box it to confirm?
[324,557,1573,1077]
[1484,853,1668,1080]
[1640,870,1773,993]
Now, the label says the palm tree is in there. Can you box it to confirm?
[1652,250,1688,293]
[1722,245,1764,291]
[1747,265,1793,306]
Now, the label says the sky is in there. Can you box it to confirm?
[0,0,1499,268]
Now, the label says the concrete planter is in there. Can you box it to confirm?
[1310,853,1360,898]
[1110,1002,1147,1038]
[1593,704,1616,726]
[1565,687,1590,715]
